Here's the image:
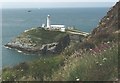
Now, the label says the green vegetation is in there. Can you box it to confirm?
[2,26,118,81]
[90,31,118,45]
[17,28,68,46]
[51,43,118,81]
[2,42,118,81]
[2,55,65,81]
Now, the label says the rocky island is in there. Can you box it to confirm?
[5,28,71,54]
[4,13,90,55]
[5,27,88,55]
[5,15,89,55]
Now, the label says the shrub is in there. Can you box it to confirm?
[94,32,114,43]
[80,41,95,50]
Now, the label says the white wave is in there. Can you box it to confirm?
[4,46,12,49]
[24,30,29,32]
[17,50,22,53]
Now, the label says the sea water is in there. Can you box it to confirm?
[1,8,109,68]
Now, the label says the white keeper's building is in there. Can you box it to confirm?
[42,15,66,32]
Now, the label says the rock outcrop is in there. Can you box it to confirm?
[89,1,119,43]
[5,28,70,55]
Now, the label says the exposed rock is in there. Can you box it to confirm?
[90,1,119,43]
[5,34,70,55]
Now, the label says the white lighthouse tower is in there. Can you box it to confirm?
[47,15,51,28]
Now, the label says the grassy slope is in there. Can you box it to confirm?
[2,41,79,81]
[2,55,65,81]
[2,42,118,81]
[50,43,118,81]
[16,28,67,46]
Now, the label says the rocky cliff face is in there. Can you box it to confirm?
[79,1,119,50]
[5,28,70,55]
[89,1,119,43]
[41,34,70,54]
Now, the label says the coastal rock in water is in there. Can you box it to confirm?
[5,28,70,54]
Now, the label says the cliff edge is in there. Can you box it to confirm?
[5,28,70,54]
[90,1,119,43]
